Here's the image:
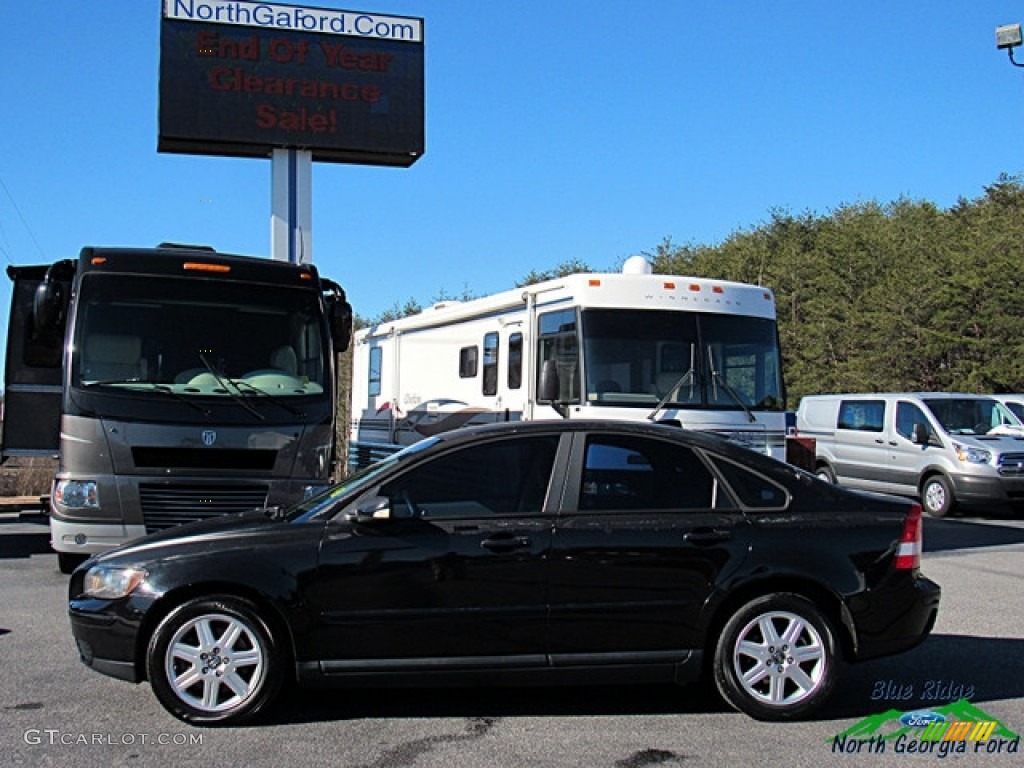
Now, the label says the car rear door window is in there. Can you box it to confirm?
[579,434,715,511]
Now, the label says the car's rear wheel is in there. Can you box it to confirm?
[921,475,954,517]
[713,593,837,720]
[146,596,283,726]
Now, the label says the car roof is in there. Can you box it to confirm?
[426,418,754,460]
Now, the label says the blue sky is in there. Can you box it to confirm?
[2,1,1024,368]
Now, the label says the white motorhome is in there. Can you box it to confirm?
[350,258,787,468]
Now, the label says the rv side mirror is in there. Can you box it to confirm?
[911,422,930,445]
[538,359,560,403]
[33,279,66,332]
[329,299,353,353]
[322,280,353,353]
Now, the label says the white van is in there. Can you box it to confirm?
[796,393,1024,516]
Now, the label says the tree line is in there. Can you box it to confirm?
[358,174,1024,407]
[647,174,1024,404]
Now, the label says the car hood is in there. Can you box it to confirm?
[85,508,297,566]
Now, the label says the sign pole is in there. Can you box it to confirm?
[271,148,313,264]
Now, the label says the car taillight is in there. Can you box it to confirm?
[895,503,923,571]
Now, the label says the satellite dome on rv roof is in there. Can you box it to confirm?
[622,256,653,274]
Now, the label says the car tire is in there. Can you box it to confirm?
[921,475,954,517]
[713,593,837,721]
[146,595,283,726]
[814,465,836,484]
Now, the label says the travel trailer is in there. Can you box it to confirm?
[2,244,352,571]
[350,258,787,469]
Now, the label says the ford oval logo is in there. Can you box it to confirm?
[899,710,946,728]
[202,430,217,446]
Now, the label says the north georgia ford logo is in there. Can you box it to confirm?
[202,430,217,446]
[900,710,947,728]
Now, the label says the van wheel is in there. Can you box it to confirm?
[713,593,837,720]
[815,465,836,484]
[921,475,954,517]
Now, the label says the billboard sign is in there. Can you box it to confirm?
[159,1,424,166]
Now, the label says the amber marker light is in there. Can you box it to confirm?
[183,262,231,273]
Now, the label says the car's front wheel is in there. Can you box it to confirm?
[146,595,283,726]
[713,593,837,720]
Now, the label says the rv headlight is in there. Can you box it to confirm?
[54,480,99,509]
[952,442,991,465]
[83,565,148,599]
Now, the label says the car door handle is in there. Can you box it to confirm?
[481,535,532,552]
[683,528,732,544]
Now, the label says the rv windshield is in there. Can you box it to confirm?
[581,309,784,411]
[922,397,1021,436]
[72,274,327,397]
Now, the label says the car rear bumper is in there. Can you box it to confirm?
[850,575,941,661]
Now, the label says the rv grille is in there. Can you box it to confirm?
[998,453,1024,476]
[139,484,269,533]
[132,447,277,470]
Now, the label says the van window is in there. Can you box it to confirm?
[896,401,929,440]
[837,400,884,432]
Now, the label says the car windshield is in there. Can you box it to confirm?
[922,397,1020,435]
[72,273,327,397]
[286,437,442,521]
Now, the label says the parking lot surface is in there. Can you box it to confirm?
[1,511,1022,767]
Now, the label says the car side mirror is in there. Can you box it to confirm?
[911,422,930,445]
[344,495,393,522]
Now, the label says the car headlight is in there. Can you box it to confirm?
[953,442,991,465]
[83,565,148,599]
[54,479,99,509]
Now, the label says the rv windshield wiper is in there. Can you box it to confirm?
[231,379,305,417]
[647,368,695,421]
[707,349,756,423]
[81,378,144,387]
[198,354,264,421]
[648,343,698,421]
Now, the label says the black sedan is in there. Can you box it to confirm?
[68,420,940,726]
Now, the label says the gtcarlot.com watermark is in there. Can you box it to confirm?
[24,729,203,747]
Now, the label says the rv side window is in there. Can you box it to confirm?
[837,400,885,432]
[483,332,499,396]
[460,346,478,378]
[368,347,383,397]
[508,333,523,390]
[537,309,580,402]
